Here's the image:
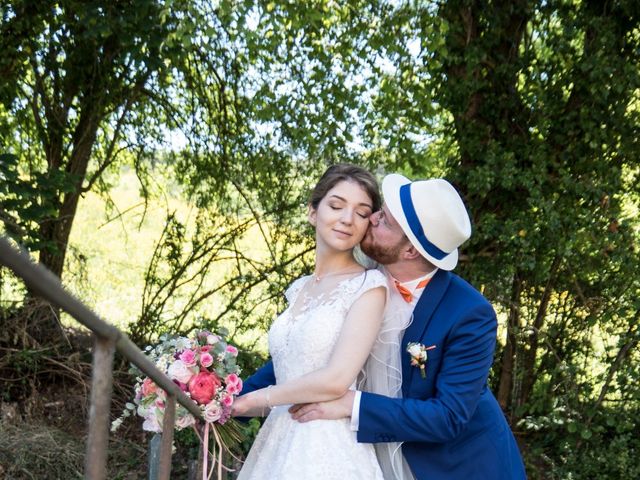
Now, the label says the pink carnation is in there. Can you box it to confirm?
[188,372,221,405]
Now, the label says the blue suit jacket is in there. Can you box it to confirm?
[358,269,526,479]
[242,269,526,479]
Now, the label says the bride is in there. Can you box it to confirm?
[232,164,411,479]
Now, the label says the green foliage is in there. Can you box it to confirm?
[0,0,191,280]
[1,1,639,478]
[0,153,77,250]
[521,407,640,479]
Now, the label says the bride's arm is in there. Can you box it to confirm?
[232,286,386,416]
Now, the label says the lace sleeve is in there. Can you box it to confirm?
[335,269,388,317]
[352,269,388,301]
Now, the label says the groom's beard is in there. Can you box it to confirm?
[360,230,405,265]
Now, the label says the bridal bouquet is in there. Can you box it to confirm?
[112,329,243,434]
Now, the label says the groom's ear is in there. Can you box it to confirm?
[307,205,317,226]
[403,244,423,261]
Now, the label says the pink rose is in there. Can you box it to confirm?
[188,372,221,405]
[142,411,162,433]
[225,374,242,394]
[200,345,211,353]
[142,417,162,433]
[204,401,223,423]
[200,352,214,368]
[226,382,240,395]
[225,345,238,357]
[141,378,157,397]
[176,413,196,430]
[179,349,197,367]
[221,394,233,407]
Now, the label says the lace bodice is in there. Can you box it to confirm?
[238,269,387,480]
[269,269,387,385]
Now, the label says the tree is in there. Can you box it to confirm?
[396,0,639,476]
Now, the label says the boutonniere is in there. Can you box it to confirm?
[407,342,437,379]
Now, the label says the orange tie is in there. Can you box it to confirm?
[395,278,431,303]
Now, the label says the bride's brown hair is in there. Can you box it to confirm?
[309,164,381,213]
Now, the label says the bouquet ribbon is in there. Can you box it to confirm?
[196,422,240,480]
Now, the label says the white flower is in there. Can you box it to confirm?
[175,337,191,350]
[168,359,194,384]
[207,334,219,345]
[407,344,423,358]
[110,418,123,432]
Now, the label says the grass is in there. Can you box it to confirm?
[0,418,158,480]
[0,420,84,479]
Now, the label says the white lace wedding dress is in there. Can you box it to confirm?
[237,270,386,480]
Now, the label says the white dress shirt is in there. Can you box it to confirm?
[350,268,438,430]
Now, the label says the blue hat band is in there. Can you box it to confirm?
[399,184,449,260]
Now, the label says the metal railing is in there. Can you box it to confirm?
[0,236,203,479]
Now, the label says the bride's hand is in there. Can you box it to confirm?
[231,391,267,417]
[231,393,254,417]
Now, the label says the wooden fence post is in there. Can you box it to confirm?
[84,336,116,480]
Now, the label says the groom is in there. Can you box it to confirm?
[244,174,526,479]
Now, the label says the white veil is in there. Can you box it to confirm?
[355,249,416,480]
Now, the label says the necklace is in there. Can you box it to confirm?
[312,265,363,283]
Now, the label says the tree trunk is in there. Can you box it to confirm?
[497,272,522,414]
[28,106,101,337]
[517,256,561,410]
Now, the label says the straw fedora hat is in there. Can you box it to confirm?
[382,174,472,271]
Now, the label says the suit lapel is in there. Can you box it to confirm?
[402,269,452,387]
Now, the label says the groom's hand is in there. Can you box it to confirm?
[289,390,355,423]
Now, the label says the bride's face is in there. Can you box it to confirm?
[309,179,374,252]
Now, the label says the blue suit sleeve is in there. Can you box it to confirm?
[241,360,276,396]
[358,304,497,443]
[235,360,276,422]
